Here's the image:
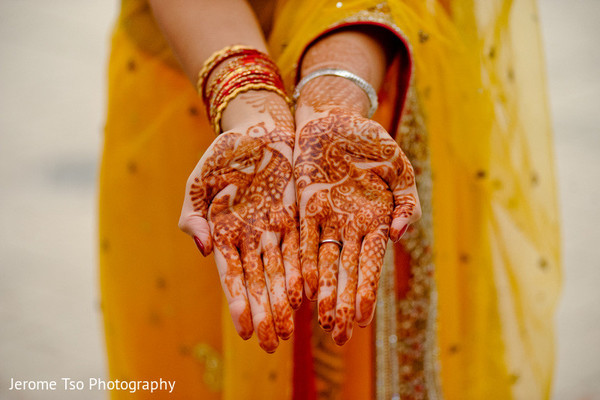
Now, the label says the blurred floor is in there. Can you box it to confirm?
[0,1,115,399]
[540,0,600,399]
[0,0,598,399]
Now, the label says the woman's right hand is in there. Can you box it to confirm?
[179,93,302,353]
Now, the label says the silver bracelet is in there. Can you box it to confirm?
[292,68,379,118]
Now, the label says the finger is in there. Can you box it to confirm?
[242,247,279,353]
[179,213,212,256]
[355,230,387,326]
[179,133,243,254]
[389,151,421,242]
[179,176,215,255]
[180,172,232,256]
[299,216,319,301]
[213,243,253,340]
[317,239,340,332]
[332,234,361,345]
[389,192,421,242]
[282,227,303,309]
[262,236,294,340]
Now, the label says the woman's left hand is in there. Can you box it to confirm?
[294,107,421,345]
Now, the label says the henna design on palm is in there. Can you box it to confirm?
[294,108,420,345]
[180,121,301,353]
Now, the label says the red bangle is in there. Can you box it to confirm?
[197,46,291,135]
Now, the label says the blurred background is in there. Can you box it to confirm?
[0,0,598,399]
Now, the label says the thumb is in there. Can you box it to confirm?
[179,212,213,256]
[180,170,217,256]
[179,175,214,256]
[389,193,421,242]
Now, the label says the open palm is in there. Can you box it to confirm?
[179,122,301,353]
[294,108,421,345]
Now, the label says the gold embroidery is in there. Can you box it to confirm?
[394,85,442,400]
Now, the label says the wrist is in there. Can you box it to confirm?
[294,76,368,129]
[296,75,370,114]
[197,46,292,134]
[221,90,294,133]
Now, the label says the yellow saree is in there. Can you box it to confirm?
[99,0,560,399]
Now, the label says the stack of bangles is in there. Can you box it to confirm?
[197,45,380,134]
[197,45,292,135]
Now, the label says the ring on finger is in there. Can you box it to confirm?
[320,239,342,248]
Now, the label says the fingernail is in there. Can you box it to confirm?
[393,225,409,243]
[194,236,207,257]
[399,224,409,238]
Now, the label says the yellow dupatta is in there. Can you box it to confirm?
[269,0,561,399]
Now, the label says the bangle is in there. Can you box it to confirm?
[197,46,291,135]
[196,45,256,98]
[293,68,379,118]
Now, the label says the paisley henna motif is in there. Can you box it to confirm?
[181,113,301,352]
[294,108,420,345]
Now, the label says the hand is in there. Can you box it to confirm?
[179,120,302,353]
[293,108,421,345]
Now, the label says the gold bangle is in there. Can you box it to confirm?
[197,46,291,135]
[196,45,255,97]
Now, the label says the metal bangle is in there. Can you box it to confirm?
[293,68,379,118]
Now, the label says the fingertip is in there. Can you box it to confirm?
[332,330,352,346]
[301,265,318,301]
[332,315,354,346]
[279,325,294,341]
[283,253,303,309]
[355,289,377,327]
[357,318,372,328]
[193,236,208,257]
[354,310,372,327]
[318,313,335,332]
[304,281,317,302]
[288,287,303,310]
[202,230,214,255]
[204,238,213,255]
[181,214,213,253]
[231,300,254,340]
[262,345,278,354]
[411,202,423,223]
[390,221,409,243]
[258,324,279,353]
[193,233,213,256]
[257,323,279,353]
[356,309,375,327]
[237,323,253,340]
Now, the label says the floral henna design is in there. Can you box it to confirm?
[317,241,340,331]
[298,76,368,116]
[240,92,295,131]
[294,108,420,345]
[180,121,301,353]
[393,193,417,219]
[238,303,254,339]
[297,30,388,120]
